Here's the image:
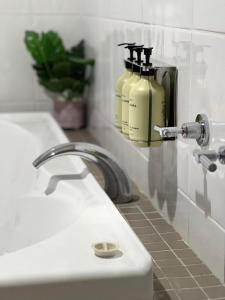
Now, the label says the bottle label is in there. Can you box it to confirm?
[129,90,150,141]
[115,94,122,128]
[129,82,165,145]
[121,95,129,134]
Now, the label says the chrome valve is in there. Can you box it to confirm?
[193,149,217,172]
[193,146,225,172]
[154,114,209,146]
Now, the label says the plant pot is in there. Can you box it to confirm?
[53,98,86,129]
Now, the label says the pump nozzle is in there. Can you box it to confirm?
[125,44,142,62]
[117,43,137,70]
[117,42,136,47]
[134,46,144,66]
[117,43,137,62]
[143,47,153,67]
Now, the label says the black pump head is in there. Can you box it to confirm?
[141,47,155,76]
[143,47,153,67]
[125,44,140,62]
[134,46,144,65]
[117,43,136,70]
[132,46,144,73]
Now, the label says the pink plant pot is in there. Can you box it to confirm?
[54,99,86,129]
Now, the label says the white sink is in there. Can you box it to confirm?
[0,113,153,300]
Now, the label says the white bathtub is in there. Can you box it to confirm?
[0,112,152,300]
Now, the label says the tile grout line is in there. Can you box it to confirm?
[119,203,224,299]
[139,208,213,300]
[123,209,183,299]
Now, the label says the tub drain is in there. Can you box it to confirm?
[92,242,121,258]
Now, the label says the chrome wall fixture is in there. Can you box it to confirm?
[154,112,225,173]
[154,113,210,147]
[193,146,225,173]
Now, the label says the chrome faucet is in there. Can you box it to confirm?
[33,142,136,204]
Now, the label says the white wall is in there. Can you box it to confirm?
[80,0,225,282]
[0,0,84,112]
[2,0,225,283]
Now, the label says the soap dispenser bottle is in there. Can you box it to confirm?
[129,48,165,147]
[121,46,143,137]
[115,43,136,130]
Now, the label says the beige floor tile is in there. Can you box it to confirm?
[169,277,198,289]
[204,286,225,299]
[160,232,182,242]
[154,278,172,291]
[151,251,177,261]
[177,288,207,300]
[161,266,190,278]
[187,264,211,276]
[145,241,170,252]
[124,213,145,221]
[119,207,140,214]
[154,290,179,300]
[157,258,182,268]
[194,274,221,287]
[133,226,156,235]
[174,249,197,259]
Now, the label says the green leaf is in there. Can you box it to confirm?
[70,40,85,58]
[25,31,45,65]
[41,31,66,62]
[69,56,95,66]
[52,62,72,78]
[33,64,49,79]
[24,30,66,65]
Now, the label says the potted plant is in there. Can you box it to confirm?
[24,30,95,129]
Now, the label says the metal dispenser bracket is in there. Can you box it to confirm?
[154,62,178,141]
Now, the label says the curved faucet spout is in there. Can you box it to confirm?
[33,142,136,204]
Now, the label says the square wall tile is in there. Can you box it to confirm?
[31,16,84,49]
[148,26,192,126]
[177,140,189,195]
[109,0,143,22]
[79,0,100,16]
[189,31,225,123]
[0,0,30,14]
[194,0,225,33]
[188,201,225,282]
[0,16,34,105]
[31,0,82,15]
[170,189,190,243]
[142,0,193,29]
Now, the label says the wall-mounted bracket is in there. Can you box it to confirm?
[154,64,178,141]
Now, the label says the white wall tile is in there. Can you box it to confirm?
[109,0,142,23]
[0,0,30,14]
[194,0,225,33]
[189,201,225,282]
[172,190,190,243]
[188,141,225,229]
[189,31,225,123]
[97,0,112,18]
[142,0,193,29]
[0,16,34,106]
[31,0,82,15]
